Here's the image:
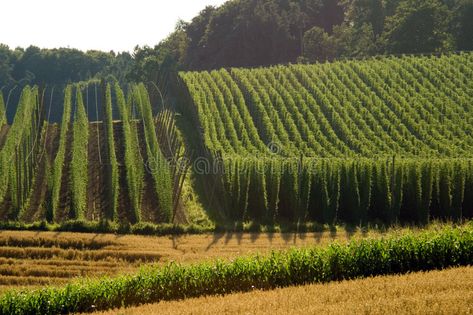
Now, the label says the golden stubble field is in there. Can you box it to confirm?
[0,226,426,293]
[95,266,473,315]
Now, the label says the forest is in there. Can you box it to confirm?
[0,0,472,91]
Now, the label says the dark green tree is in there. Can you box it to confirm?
[302,26,336,62]
[382,0,453,53]
[452,0,473,50]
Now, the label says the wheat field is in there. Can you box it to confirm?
[95,266,473,315]
[0,225,439,294]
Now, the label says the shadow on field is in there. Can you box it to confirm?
[206,233,226,251]
[201,222,382,252]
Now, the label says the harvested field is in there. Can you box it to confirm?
[0,225,434,294]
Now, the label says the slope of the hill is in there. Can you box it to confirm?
[180,53,473,158]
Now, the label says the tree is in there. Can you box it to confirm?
[0,44,14,87]
[302,26,336,62]
[344,0,385,37]
[332,23,377,57]
[382,0,453,53]
[452,0,473,50]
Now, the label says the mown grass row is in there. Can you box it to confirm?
[0,220,214,236]
[1,224,472,314]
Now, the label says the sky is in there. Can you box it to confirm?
[0,0,227,53]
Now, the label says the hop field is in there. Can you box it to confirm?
[180,52,473,226]
[0,83,186,227]
[181,53,473,157]
[1,53,473,228]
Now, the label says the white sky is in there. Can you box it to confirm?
[0,0,227,53]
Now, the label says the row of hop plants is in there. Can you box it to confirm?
[9,87,41,219]
[133,83,173,222]
[0,87,39,212]
[180,72,231,154]
[349,59,459,156]
[47,85,72,222]
[385,57,471,144]
[221,156,473,225]
[262,67,330,156]
[231,68,288,154]
[365,59,466,155]
[333,61,425,155]
[209,70,262,153]
[68,82,177,224]
[277,65,350,156]
[70,85,89,220]
[1,224,473,314]
[115,83,143,223]
[315,63,404,154]
[0,91,5,127]
[103,83,119,221]
[155,108,190,221]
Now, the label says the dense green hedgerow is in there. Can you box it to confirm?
[1,225,473,314]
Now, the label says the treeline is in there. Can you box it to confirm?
[2,0,471,89]
[0,46,133,87]
[132,0,473,82]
